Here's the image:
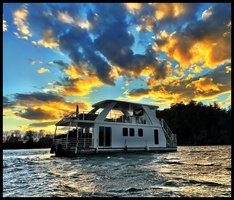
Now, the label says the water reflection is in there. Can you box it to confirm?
[3,146,231,197]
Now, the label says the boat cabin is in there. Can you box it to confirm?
[50,99,177,156]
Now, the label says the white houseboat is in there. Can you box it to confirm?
[50,100,177,156]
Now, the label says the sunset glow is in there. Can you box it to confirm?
[3,3,231,132]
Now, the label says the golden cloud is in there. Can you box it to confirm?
[61,76,104,96]
[37,67,50,74]
[153,3,187,20]
[186,77,223,95]
[6,99,92,124]
[225,65,231,73]
[125,3,143,14]
[64,64,89,79]
[156,31,231,70]
[126,63,230,107]
[32,29,59,50]
[3,19,7,32]
[13,4,32,38]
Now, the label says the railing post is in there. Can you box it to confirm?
[53,126,57,143]
[66,120,72,149]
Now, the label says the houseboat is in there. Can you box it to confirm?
[50,100,177,156]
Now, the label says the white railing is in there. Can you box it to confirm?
[58,111,100,123]
[105,115,147,124]
[54,138,93,149]
[159,118,177,147]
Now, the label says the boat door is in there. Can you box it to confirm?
[99,126,111,147]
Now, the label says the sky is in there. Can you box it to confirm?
[3,3,231,133]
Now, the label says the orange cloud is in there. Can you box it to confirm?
[186,77,223,95]
[37,67,50,74]
[64,64,89,79]
[153,3,187,20]
[4,92,92,124]
[126,63,230,106]
[125,3,143,14]
[61,76,104,96]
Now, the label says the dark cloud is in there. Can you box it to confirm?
[29,121,56,127]
[184,3,231,40]
[14,92,64,102]
[87,3,127,35]
[3,96,15,108]
[129,88,150,96]
[58,26,114,85]
[129,3,200,33]
[16,108,57,120]
[52,60,69,68]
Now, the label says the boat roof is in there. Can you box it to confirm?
[92,99,159,110]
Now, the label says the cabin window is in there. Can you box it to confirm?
[123,128,128,136]
[130,128,135,136]
[154,129,159,144]
[138,129,143,137]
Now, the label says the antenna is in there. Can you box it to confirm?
[76,104,79,118]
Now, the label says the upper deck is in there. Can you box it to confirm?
[56,99,160,126]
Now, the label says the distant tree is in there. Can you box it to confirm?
[158,100,231,145]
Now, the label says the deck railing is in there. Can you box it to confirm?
[62,111,99,121]
[54,138,93,150]
[159,118,177,147]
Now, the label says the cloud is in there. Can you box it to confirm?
[186,77,222,95]
[52,60,69,68]
[3,19,7,31]
[201,7,213,20]
[57,10,90,29]
[37,67,50,74]
[29,121,57,127]
[155,4,231,69]
[6,92,92,121]
[61,75,104,96]
[57,11,74,24]
[125,3,143,14]
[32,28,59,49]
[13,4,32,39]
[58,25,115,85]
[28,58,37,65]
[218,94,231,108]
[127,62,231,105]
[64,64,88,79]
[130,3,200,33]
[16,108,57,120]
[3,96,15,108]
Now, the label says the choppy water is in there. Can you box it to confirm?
[3,146,231,197]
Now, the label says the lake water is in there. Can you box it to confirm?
[3,146,231,197]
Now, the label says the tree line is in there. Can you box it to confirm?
[3,100,231,149]
[157,100,231,145]
[3,130,54,149]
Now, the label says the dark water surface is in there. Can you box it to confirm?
[3,146,231,197]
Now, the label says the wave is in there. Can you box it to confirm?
[194,163,215,166]
[187,180,224,187]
